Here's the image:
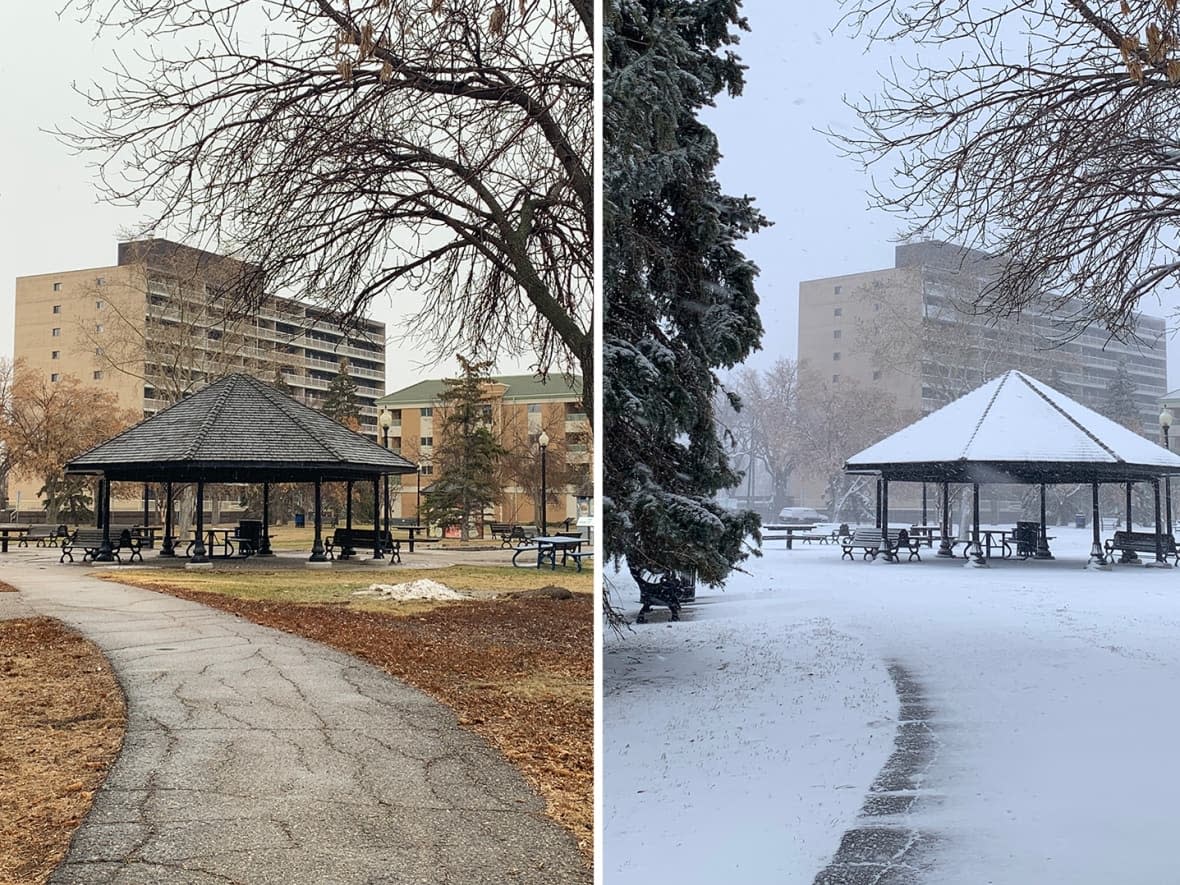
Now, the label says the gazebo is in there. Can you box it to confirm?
[844,370,1180,568]
[66,374,417,564]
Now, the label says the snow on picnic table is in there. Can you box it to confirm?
[604,527,1180,884]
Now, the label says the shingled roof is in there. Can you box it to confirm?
[845,370,1180,484]
[67,373,417,483]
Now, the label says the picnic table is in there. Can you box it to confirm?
[907,525,940,547]
[960,528,1015,560]
[512,535,590,571]
[0,524,29,553]
[760,523,820,550]
[186,528,236,558]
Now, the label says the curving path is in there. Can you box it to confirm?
[3,556,588,885]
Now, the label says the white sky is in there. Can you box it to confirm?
[0,4,537,393]
[704,2,1180,390]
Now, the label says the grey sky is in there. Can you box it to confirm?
[705,2,1180,391]
[0,4,537,393]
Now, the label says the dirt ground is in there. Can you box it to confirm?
[0,618,125,885]
[129,583,594,860]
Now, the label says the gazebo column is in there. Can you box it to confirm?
[258,483,273,556]
[880,478,896,562]
[160,482,176,557]
[921,482,928,527]
[371,477,384,560]
[189,482,210,565]
[875,479,882,528]
[309,478,328,564]
[1150,478,1172,568]
[142,484,150,533]
[95,478,115,562]
[967,482,986,567]
[1120,483,1139,563]
[1035,483,1053,560]
[1086,481,1109,570]
[937,481,954,557]
[341,481,356,560]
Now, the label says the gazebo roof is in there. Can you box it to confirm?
[846,370,1180,483]
[67,373,417,483]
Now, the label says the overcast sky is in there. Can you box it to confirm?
[0,4,538,393]
[704,2,1180,391]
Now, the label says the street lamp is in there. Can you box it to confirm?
[1161,407,1174,532]
[538,430,549,533]
[379,410,393,552]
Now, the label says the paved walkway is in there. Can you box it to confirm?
[2,554,588,884]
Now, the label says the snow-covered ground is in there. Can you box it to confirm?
[604,527,1180,884]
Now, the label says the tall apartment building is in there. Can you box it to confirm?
[13,239,387,509]
[374,374,590,526]
[795,241,1169,508]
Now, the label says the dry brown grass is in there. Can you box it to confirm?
[0,618,125,885]
[122,582,594,862]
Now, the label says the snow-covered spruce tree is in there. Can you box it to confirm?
[603,0,765,597]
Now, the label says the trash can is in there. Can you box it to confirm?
[294,513,305,528]
[1075,513,1086,528]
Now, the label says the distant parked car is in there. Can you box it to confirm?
[776,507,826,525]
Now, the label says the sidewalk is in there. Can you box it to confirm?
[3,555,589,884]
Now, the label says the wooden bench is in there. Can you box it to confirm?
[60,528,142,563]
[1104,530,1178,564]
[841,528,920,562]
[325,528,400,563]
[633,568,695,623]
[22,525,66,548]
[489,522,517,547]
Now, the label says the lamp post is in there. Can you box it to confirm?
[379,410,393,554]
[1161,407,1174,533]
[416,466,422,527]
[538,431,549,533]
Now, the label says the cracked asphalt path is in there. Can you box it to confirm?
[4,558,588,884]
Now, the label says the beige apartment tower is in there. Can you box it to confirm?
[13,239,386,513]
[374,375,590,528]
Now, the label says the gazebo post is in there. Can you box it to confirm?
[95,478,103,529]
[160,482,176,557]
[1153,478,1167,566]
[190,481,209,564]
[1121,483,1139,563]
[921,482,928,527]
[880,477,896,562]
[95,478,115,562]
[937,481,953,557]
[259,483,273,556]
[875,479,882,528]
[1035,483,1053,560]
[967,482,986,566]
[341,480,356,560]
[371,476,384,560]
[142,484,150,532]
[1086,481,1109,570]
[310,478,328,563]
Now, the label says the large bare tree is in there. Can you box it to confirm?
[63,0,593,410]
[836,0,1180,339]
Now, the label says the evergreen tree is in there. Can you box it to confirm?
[419,357,504,540]
[603,0,765,592]
[271,366,293,396]
[1099,360,1143,434]
[322,358,360,428]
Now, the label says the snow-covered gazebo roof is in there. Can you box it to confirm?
[845,370,1180,484]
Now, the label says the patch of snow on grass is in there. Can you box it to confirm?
[353,579,466,601]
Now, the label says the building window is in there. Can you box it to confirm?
[833,329,841,339]
[95,299,104,309]
[52,304,61,314]
[528,403,541,414]
[420,436,433,447]
[51,351,59,360]
[52,282,61,292]
[833,307,842,317]
[93,371,104,380]
[873,370,882,380]
[95,323,104,332]
[95,277,105,287]
[51,327,60,337]
[50,373,60,382]
[834,285,842,295]
[833,352,841,361]
[95,347,104,356]
[832,374,840,383]
[873,303,881,312]
[420,407,433,417]
[389,409,401,420]
[420,464,434,476]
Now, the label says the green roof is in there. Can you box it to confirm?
[377,373,582,407]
